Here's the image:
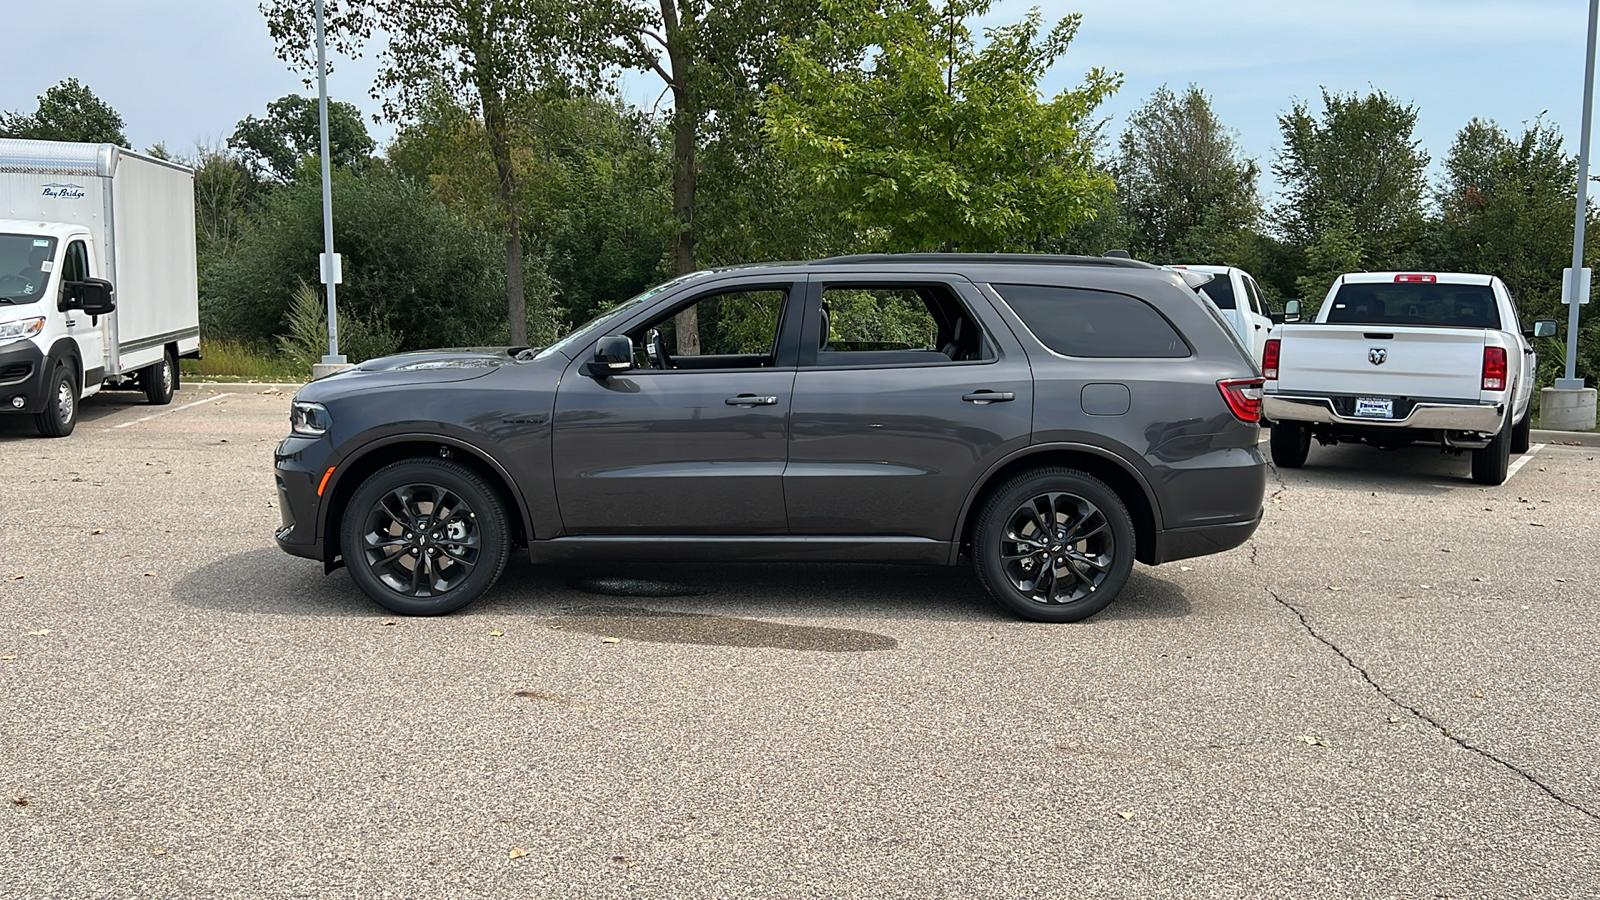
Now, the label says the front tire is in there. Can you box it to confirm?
[1269,421,1311,468]
[1472,417,1512,486]
[340,458,511,615]
[142,350,175,405]
[33,364,77,438]
[973,468,1136,623]
[1509,408,1531,455]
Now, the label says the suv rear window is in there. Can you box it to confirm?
[993,284,1190,358]
[1327,282,1501,329]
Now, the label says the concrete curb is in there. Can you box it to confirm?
[185,381,305,394]
[1531,429,1600,448]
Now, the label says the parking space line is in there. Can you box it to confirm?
[110,393,225,429]
[1507,443,1545,481]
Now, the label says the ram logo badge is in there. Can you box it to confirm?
[1369,348,1388,366]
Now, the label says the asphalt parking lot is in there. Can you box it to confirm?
[2,386,1598,898]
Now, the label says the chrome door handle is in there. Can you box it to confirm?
[962,391,1015,404]
[726,394,779,406]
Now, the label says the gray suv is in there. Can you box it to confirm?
[274,255,1267,622]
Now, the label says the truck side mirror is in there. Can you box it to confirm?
[583,334,634,378]
[1283,300,1301,324]
[62,278,116,316]
[1529,319,1559,339]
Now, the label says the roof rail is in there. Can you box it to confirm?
[807,252,1158,270]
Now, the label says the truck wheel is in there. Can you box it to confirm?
[340,458,511,616]
[973,467,1135,623]
[1269,422,1311,468]
[1472,420,1512,486]
[142,350,176,405]
[33,364,77,438]
[1509,410,1531,455]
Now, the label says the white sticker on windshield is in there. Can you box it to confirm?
[33,239,49,247]
[40,260,54,272]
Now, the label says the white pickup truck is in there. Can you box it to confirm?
[1262,272,1557,485]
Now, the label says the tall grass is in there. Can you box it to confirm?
[178,339,305,381]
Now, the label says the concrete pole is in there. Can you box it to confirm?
[314,0,346,370]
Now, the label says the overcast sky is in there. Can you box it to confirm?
[3,0,1593,203]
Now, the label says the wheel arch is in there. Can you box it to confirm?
[955,444,1163,566]
[43,337,83,383]
[318,435,532,569]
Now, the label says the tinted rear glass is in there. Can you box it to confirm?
[1327,282,1500,329]
[1198,275,1236,309]
[994,284,1190,358]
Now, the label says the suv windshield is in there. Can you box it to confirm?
[0,234,58,305]
[1326,282,1500,329]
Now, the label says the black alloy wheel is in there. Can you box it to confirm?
[341,458,510,615]
[974,468,1135,623]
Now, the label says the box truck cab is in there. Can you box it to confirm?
[0,139,200,437]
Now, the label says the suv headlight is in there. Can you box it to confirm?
[290,401,332,437]
[0,317,46,347]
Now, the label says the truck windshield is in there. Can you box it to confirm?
[1326,282,1501,329]
[0,234,57,305]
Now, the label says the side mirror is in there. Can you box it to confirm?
[62,278,116,316]
[583,334,634,378]
[1530,319,1559,339]
[1283,299,1302,324]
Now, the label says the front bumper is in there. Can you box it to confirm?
[0,339,49,414]
[1263,393,1504,433]
[274,435,332,561]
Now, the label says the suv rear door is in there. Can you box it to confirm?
[783,273,1033,539]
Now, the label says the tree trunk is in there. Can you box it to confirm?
[481,87,528,346]
[661,0,700,355]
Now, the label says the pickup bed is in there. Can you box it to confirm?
[1262,272,1555,485]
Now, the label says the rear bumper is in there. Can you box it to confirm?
[1150,510,1262,565]
[1263,393,1504,433]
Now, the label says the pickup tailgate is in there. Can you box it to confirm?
[1276,326,1486,399]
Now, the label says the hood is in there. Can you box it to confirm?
[294,347,535,402]
[352,347,531,372]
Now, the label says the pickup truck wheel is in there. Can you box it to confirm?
[33,364,77,438]
[1269,422,1311,468]
[1471,419,1512,486]
[142,350,176,405]
[1509,410,1531,455]
[973,468,1135,623]
[341,458,511,616]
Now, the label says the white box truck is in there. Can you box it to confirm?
[0,138,200,436]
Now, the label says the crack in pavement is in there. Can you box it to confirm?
[1256,461,1599,824]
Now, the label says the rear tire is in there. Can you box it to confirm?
[341,458,511,615]
[1269,421,1311,468]
[33,364,77,438]
[1509,409,1531,455]
[1472,417,1512,486]
[973,467,1136,623]
[142,350,175,405]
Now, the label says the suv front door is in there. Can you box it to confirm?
[784,275,1033,539]
[551,281,802,534]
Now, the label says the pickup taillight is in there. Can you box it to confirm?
[1218,377,1265,423]
[1482,346,1507,391]
[1262,338,1280,380]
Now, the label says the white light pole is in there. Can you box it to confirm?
[1560,0,1598,390]
[313,0,346,374]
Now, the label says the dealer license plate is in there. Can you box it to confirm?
[1354,397,1394,418]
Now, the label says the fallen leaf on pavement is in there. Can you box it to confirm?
[143,571,158,577]
[10,797,27,806]
[1115,811,1133,821]
[26,629,49,636]
[1387,715,1400,724]
[1471,690,1484,698]
[508,847,528,859]
[7,574,22,581]
[601,637,620,644]
[381,619,396,626]
[1294,734,1329,747]
[489,630,505,637]
[1327,586,1343,592]
[1530,522,1547,527]
[151,849,167,857]
[89,529,104,535]
[1,655,15,661]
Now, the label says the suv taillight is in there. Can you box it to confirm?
[1218,377,1265,423]
[1262,338,1281,380]
[1482,346,1507,391]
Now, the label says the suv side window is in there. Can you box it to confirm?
[992,283,1191,358]
[631,287,791,370]
[62,241,89,282]
[812,283,991,367]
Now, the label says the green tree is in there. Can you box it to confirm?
[228,94,375,183]
[262,0,642,346]
[762,0,1119,252]
[201,162,506,352]
[1273,89,1429,269]
[0,78,128,145]
[1115,84,1260,264]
